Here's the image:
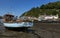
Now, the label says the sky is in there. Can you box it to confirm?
[0,0,59,16]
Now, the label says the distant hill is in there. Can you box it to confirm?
[21,1,60,17]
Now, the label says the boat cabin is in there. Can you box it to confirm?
[3,14,14,22]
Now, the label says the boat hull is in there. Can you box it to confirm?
[3,22,33,28]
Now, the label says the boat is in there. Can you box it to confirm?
[2,14,33,29]
[3,22,33,29]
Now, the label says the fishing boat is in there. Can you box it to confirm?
[3,22,33,30]
[2,14,33,30]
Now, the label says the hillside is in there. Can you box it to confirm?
[21,1,60,17]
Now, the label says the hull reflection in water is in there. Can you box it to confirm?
[3,22,33,28]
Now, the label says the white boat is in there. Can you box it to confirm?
[3,22,33,28]
[0,14,33,29]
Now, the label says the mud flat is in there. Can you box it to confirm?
[33,22,60,38]
[0,22,60,38]
[0,22,41,38]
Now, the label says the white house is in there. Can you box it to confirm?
[44,14,58,20]
[38,14,59,21]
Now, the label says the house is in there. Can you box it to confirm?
[38,14,59,21]
[20,16,38,22]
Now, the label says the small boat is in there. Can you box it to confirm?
[3,22,33,28]
[2,14,33,30]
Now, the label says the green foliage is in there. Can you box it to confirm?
[21,1,60,17]
[40,2,60,9]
